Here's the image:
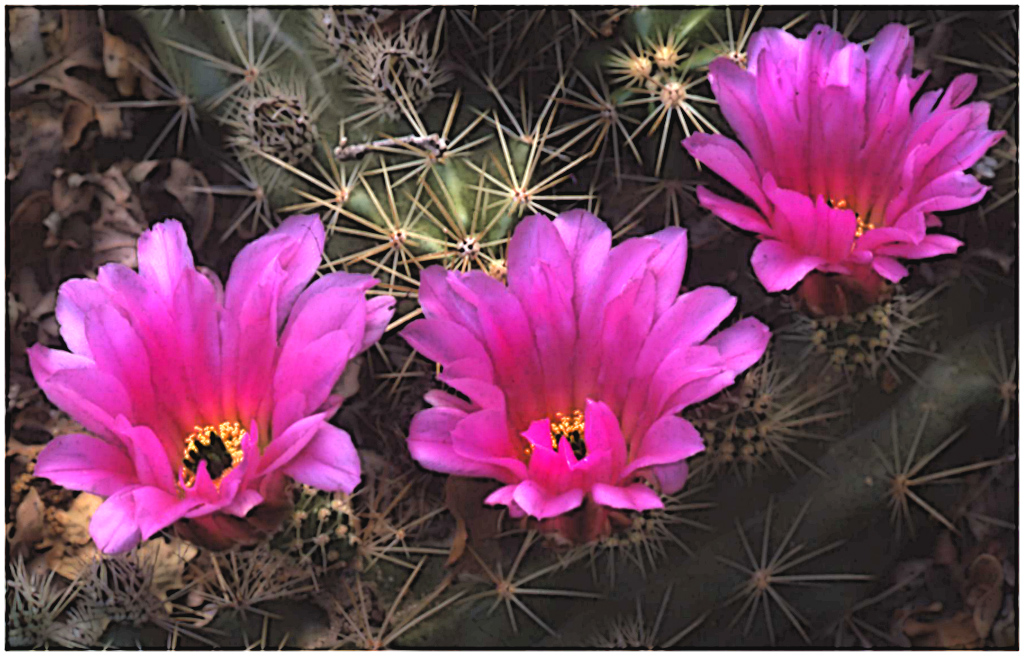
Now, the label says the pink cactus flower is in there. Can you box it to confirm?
[30,215,394,553]
[402,210,770,525]
[683,23,1005,295]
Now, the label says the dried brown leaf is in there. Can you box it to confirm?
[900,607,982,649]
[9,8,49,78]
[992,596,1015,648]
[6,437,46,461]
[10,190,53,271]
[52,169,95,217]
[444,477,503,573]
[10,488,46,553]
[136,537,199,607]
[41,493,103,581]
[165,159,214,245]
[965,554,1004,639]
[101,30,159,99]
[129,160,161,183]
[88,164,148,268]
[333,358,363,404]
[60,98,93,150]
[7,102,63,184]
[8,267,58,348]
[55,493,102,546]
[15,27,124,140]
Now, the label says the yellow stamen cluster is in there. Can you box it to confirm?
[855,216,877,239]
[550,409,587,459]
[830,198,876,239]
[181,421,246,488]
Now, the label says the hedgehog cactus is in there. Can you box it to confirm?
[12,7,1016,649]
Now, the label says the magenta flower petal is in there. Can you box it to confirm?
[752,240,826,292]
[88,232,226,433]
[407,407,507,479]
[27,346,132,437]
[53,278,109,358]
[224,214,325,326]
[645,228,688,310]
[654,286,738,349]
[34,434,138,497]
[512,480,585,519]
[508,216,577,411]
[876,234,963,259]
[83,305,162,431]
[113,419,178,492]
[650,461,690,496]
[551,209,612,310]
[684,22,1004,294]
[706,317,774,374]
[402,318,495,382]
[424,389,475,413]
[447,273,549,427]
[865,23,913,83]
[580,400,628,480]
[593,273,659,411]
[484,484,518,507]
[90,490,143,553]
[280,423,361,493]
[684,133,771,213]
[403,211,770,521]
[621,415,704,481]
[451,409,530,482]
[623,344,722,437]
[132,487,205,540]
[221,489,264,518]
[257,413,329,477]
[137,220,197,297]
[591,483,663,511]
[872,256,911,282]
[362,296,397,352]
[32,215,393,552]
[696,187,772,234]
[272,273,389,433]
[663,371,741,419]
[706,59,773,171]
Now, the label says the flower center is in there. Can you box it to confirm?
[550,409,587,460]
[829,198,876,238]
[181,422,246,488]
